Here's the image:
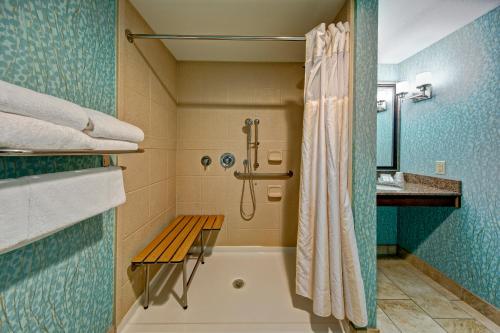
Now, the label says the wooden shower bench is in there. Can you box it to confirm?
[131,215,224,309]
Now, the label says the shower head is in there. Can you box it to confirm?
[245,118,253,126]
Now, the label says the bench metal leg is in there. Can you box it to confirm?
[200,232,205,264]
[182,257,188,309]
[144,265,150,309]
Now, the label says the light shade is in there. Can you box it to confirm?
[396,81,410,95]
[416,72,432,87]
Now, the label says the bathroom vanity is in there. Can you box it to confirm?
[377,173,462,208]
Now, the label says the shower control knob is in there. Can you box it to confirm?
[220,153,236,169]
[201,155,212,169]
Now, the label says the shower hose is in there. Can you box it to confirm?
[240,121,256,220]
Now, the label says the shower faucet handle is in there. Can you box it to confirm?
[201,155,212,170]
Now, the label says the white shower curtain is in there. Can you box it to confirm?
[296,22,368,327]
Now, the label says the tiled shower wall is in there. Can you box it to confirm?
[176,62,303,246]
[115,0,177,324]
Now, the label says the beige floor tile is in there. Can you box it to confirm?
[379,262,470,319]
[377,306,401,333]
[378,270,409,300]
[435,319,492,333]
[452,301,500,333]
[378,300,446,333]
[402,263,460,301]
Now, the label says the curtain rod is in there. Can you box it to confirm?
[125,29,305,43]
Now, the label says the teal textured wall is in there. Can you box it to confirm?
[353,0,378,327]
[397,7,499,307]
[377,64,399,82]
[0,1,116,332]
[377,207,397,245]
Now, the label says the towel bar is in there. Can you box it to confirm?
[0,148,144,156]
[234,170,293,180]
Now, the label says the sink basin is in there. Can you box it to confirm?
[377,184,403,191]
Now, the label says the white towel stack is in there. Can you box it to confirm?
[0,167,126,255]
[0,80,144,151]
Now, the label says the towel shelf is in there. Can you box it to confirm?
[234,170,293,180]
[0,148,144,156]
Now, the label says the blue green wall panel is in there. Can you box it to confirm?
[377,207,397,245]
[397,7,500,307]
[377,64,399,82]
[353,0,378,327]
[0,0,116,332]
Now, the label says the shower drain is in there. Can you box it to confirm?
[232,278,245,289]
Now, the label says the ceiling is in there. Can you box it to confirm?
[378,0,500,64]
[130,0,345,62]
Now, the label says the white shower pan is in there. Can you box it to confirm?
[119,247,344,333]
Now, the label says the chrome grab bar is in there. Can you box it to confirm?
[234,170,293,180]
[253,119,260,170]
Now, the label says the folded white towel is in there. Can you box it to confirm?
[0,167,126,255]
[0,178,30,252]
[0,112,94,150]
[84,108,144,143]
[0,80,89,130]
[89,137,139,151]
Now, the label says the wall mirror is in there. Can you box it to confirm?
[377,83,399,170]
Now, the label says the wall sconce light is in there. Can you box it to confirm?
[377,100,387,112]
[410,71,433,102]
[396,81,410,100]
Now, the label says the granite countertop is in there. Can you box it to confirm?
[376,173,461,197]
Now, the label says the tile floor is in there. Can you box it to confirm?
[377,258,499,333]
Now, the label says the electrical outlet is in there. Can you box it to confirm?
[435,161,446,175]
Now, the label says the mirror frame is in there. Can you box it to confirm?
[377,83,400,170]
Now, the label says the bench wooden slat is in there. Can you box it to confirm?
[170,216,208,263]
[157,216,201,263]
[203,215,217,230]
[143,215,193,263]
[133,215,225,266]
[132,215,184,264]
[212,215,224,230]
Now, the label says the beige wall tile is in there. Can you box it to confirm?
[116,0,177,325]
[124,57,149,97]
[150,149,168,183]
[176,62,303,247]
[167,150,176,179]
[176,176,201,203]
[123,88,150,136]
[149,180,168,218]
[120,150,150,192]
[118,187,150,238]
[150,101,169,139]
[177,202,201,215]
[167,177,176,210]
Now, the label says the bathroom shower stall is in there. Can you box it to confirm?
[112,0,380,331]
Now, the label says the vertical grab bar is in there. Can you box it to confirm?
[254,119,260,170]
